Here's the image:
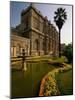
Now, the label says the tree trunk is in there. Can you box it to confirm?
[59,29,61,57]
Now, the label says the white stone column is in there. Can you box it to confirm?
[13,47,16,57]
[11,47,13,57]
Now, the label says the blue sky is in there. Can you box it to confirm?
[10,1,72,44]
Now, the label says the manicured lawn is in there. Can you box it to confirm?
[11,61,58,98]
[11,56,72,98]
[56,69,73,95]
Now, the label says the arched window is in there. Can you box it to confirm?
[25,45,28,55]
[35,39,39,51]
[16,44,21,56]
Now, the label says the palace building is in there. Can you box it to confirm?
[11,4,59,57]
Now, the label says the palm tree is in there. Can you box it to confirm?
[54,8,67,57]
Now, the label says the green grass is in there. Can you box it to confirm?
[11,56,72,98]
[11,61,58,98]
[56,69,73,95]
[52,56,68,63]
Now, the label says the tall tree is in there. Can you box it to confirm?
[54,8,67,57]
[62,43,73,63]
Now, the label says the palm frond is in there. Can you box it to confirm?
[54,7,67,30]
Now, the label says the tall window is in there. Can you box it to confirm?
[33,17,39,30]
[21,15,29,30]
[42,40,45,50]
[35,39,39,51]
[11,46,17,57]
[25,45,28,55]
[16,44,21,56]
[40,22,43,32]
[11,42,17,57]
[24,18,28,30]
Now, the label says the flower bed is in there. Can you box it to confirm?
[39,69,60,96]
[39,63,72,96]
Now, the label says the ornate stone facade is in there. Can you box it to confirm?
[11,4,59,57]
